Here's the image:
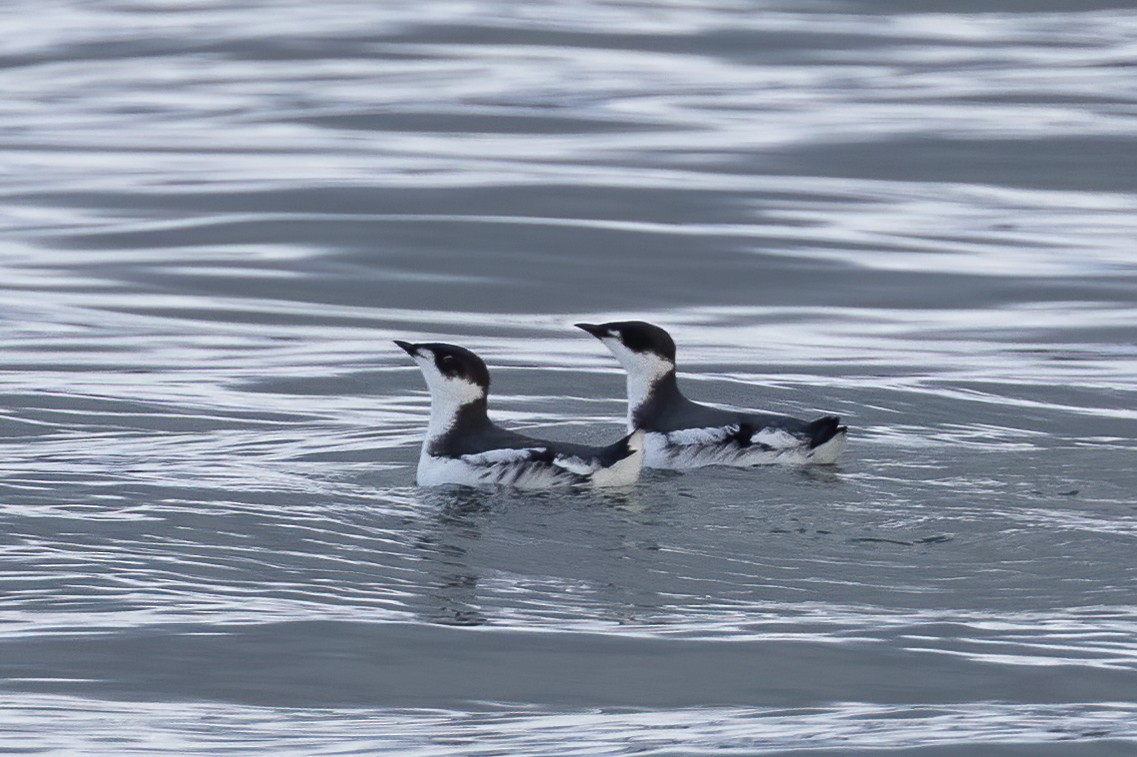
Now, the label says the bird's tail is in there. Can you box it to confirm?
[597,428,645,467]
[805,415,846,449]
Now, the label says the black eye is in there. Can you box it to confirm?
[620,329,649,352]
[441,355,457,367]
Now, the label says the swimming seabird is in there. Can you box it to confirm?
[396,340,644,487]
[574,321,847,468]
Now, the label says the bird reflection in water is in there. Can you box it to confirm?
[411,484,648,627]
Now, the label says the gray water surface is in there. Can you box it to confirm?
[2,1,1136,754]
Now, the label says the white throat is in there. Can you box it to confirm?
[425,388,484,441]
[600,338,674,428]
[413,358,487,442]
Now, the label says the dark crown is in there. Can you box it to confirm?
[600,321,676,362]
[398,342,492,390]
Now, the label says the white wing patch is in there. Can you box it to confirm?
[664,425,740,446]
[459,447,547,466]
[551,454,600,476]
[751,427,803,449]
[664,424,801,449]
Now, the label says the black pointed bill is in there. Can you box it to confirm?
[393,340,419,356]
[575,322,609,338]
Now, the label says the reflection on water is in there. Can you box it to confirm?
[416,488,497,627]
[2,0,1137,753]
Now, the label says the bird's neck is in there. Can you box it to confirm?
[627,369,680,430]
[427,394,490,442]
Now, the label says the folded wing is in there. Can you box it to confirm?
[458,446,589,486]
[457,430,642,486]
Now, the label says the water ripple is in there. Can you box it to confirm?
[3,0,1137,753]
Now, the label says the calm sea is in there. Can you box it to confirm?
[2,0,1136,753]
